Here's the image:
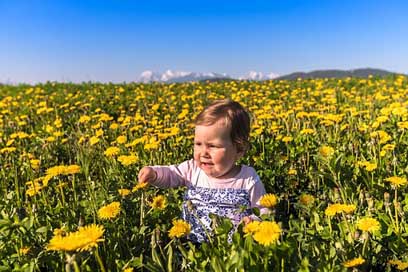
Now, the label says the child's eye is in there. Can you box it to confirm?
[194,142,201,146]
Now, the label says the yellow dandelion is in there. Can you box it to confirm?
[299,194,315,206]
[6,139,14,146]
[53,131,64,137]
[243,221,261,235]
[342,204,357,214]
[116,135,127,144]
[30,159,40,170]
[385,176,407,187]
[19,247,30,255]
[89,136,100,146]
[397,121,408,129]
[259,194,278,208]
[78,115,91,123]
[97,202,121,220]
[364,162,377,172]
[0,147,17,154]
[132,182,149,192]
[64,165,81,175]
[288,169,297,175]
[47,224,104,252]
[117,155,138,166]
[118,189,131,197]
[252,221,281,246]
[300,128,315,135]
[325,203,356,216]
[26,186,42,197]
[382,144,395,151]
[319,145,334,157]
[282,136,293,143]
[78,136,86,144]
[356,217,381,233]
[151,195,167,210]
[343,257,365,268]
[42,175,52,186]
[168,219,191,239]
[325,204,344,217]
[46,136,56,142]
[123,268,134,272]
[110,123,119,130]
[389,260,408,270]
[104,146,120,157]
[95,129,104,137]
[46,165,66,177]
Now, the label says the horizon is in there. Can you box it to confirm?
[1,0,408,84]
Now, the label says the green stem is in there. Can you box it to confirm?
[58,182,65,206]
[362,233,369,257]
[328,218,332,234]
[140,192,145,227]
[73,260,80,272]
[94,248,106,272]
[71,176,78,208]
[394,188,399,233]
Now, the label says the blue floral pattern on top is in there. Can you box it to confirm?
[182,185,251,243]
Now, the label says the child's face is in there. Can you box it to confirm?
[194,120,243,179]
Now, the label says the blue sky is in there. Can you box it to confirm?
[1,0,408,83]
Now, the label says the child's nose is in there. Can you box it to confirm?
[202,145,211,156]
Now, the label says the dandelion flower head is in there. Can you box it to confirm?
[98,202,121,220]
[356,217,381,233]
[299,194,315,206]
[252,221,281,246]
[151,195,167,210]
[243,221,260,235]
[132,181,149,192]
[118,188,131,197]
[259,193,278,208]
[319,145,335,157]
[385,176,407,187]
[104,146,120,157]
[168,219,191,239]
[47,224,104,252]
[343,257,365,268]
[389,260,408,270]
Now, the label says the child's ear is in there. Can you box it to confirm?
[236,146,246,159]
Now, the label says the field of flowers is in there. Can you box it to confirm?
[1,75,408,271]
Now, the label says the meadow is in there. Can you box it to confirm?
[1,75,408,271]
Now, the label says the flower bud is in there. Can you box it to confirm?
[384,192,390,204]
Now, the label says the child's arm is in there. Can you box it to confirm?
[137,159,194,188]
[246,179,269,222]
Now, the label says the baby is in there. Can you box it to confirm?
[138,99,267,243]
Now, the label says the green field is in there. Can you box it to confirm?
[1,76,408,271]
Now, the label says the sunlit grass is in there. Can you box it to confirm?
[1,75,408,270]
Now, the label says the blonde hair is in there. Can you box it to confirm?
[195,99,251,153]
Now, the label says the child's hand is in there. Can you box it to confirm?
[242,216,252,225]
[138,166,157,183]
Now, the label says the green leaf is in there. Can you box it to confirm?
[36,226,48,234]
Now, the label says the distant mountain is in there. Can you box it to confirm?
[276,68,404,80]
[137,68,405,83]
[137,70,280,83]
